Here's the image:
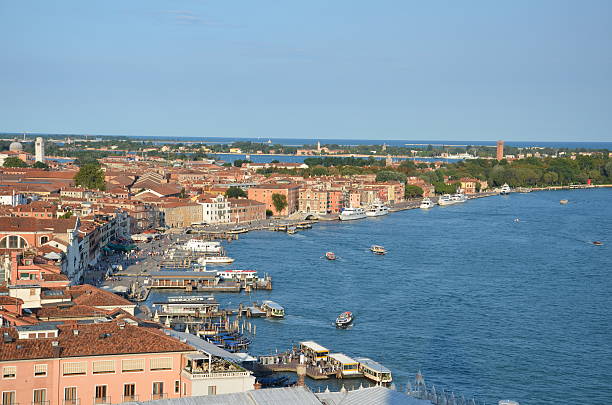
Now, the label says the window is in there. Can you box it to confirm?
[34,364,48,377]
[33,389,46,405]
[0,235,27,249]
[150,357,172,371]
[94,386,107,404]
[174,381,179,394]
[2,367,16,379]
[123,384,136,402]
[182,383,186,396]
[207,386,217,396]
[92,360,115,374]
[152,382,164,400]
[40,236,49,244]
[2,391,16,405]
[64,387,77,405]
[62,362,86,376]
[122,359,145,372]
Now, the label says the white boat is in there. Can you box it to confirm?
[500,183,511,195]
[339,207,367,221]
[197,256,235,265]
[261,300,285,318]
[419,198,435,209]
[181,239,222,253]
[365,202,389,217]
[356,357,393,383]
[217,269,258,280]
[451,192,467,203]
[438,193,467,206]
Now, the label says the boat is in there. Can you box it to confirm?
[197,256,235,265]
[370,245,386,255]
[437,194,454,206]
[560,199,569,205]
[592,241,604,246]
[181,239,222,253]
[325,252,336,260]
[451,192,468,203]
[286,227,297,234]
[261,300,285,318]
[419,198,435,209]
[227,227,248,234]
[217,269,258,280]
[438,192,467,206]
[335,311,354,328]
[339,206,367,221]
[356,357,393,383]
[500,183,511,195]
[365,201,389,217]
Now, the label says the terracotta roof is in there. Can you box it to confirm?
[0,321,193,361]
[36,304,110,320]
[41,273,69,282]
[70,284,134,307]
[0,296,23,306]
[0,217,77,233]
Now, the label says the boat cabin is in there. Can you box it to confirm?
[154,295,220,316]
[356,357,393,383]
[328,353,360,377]
[261,300,285,318]
[300,341,330,361]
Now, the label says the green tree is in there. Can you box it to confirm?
[225,186,247,198]
[74,163,105,190]
[265,209,273,217]
[3,156,28,168]
[375,170,407,182]
[32,161,50,170]
[405,185,424,198]
[271,193,288,215]
[233,159,252,167]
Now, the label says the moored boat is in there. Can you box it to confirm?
[419,197,435,209]
[339,206,367,221]
[325,252,336,260]
[370,245,386,255]
[197,256,235,265]
[365,201,389,217]
[500,183,511,195]
[335,311,354,328]
[181,239,222,253]
[261,300,285,318]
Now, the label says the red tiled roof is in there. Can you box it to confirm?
[69,284,134,307]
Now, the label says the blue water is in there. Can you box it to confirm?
[148,189,612,404]
[211,153,457,165]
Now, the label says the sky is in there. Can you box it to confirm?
[1,1,611,142]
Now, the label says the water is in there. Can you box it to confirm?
[148,189,612,404]
[211,153,457,164]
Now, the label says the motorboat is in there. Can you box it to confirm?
[181,239,222,253]
[365,202,389,217]
[419,198,435,209]
[197,256,235,265]
[335,311,354,328]
[339,207,367,221]
[227,227,248,234]
[592,241,604,246]
[500,183,511,195]
[286,227,297,234]
[560,199,569,205]
[370,245,386,255]
[437,194,454,206]
[261,300,285,318]
[325,252,336,260]
[451,192,468,203]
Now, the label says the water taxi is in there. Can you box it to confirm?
[560,199,569,204]
[228,227,248,234]
[335,311,353,328]
[365,201,389,217]
[356,357,393,383]
[370,245,386,255]
[328,353,361,378]
[325,252,337,260]
[339,206,367,221]
[419,197,435,209]
[261,300,285,318]
[500,183,511,195]
[181,239,222,253]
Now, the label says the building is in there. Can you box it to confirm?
[228,199,266,223]
[496,140,504,160]
[159,201,202,228]
[247,183,301,216]
[299,188,329,214]
[198,195,230,224]
[35,137,45,163]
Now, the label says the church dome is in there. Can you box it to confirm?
[9,139,23,152]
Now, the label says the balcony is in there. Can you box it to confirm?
[93,397,111,405]
[151,393,166,401]
[121,395,138,403]
[32,401,50,405]
[63,400,80,405]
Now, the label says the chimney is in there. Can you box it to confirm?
[296,364,306,387]
[73,329,79,335]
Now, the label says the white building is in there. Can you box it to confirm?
[0,190,27,206]
[35,136,45,163]
[198,195,231,224]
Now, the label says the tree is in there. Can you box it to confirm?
[271,159,280,164]
[375,170,407,182]
[271,193,288,215]
[32,161,50,170]
[3,156,28,168]
[225,186,247,199]
[233,159,252,167]
[74,163,105,190]
[265,209,273,217]
[405,185,424,198]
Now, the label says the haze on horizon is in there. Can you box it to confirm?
[1,1,611,142]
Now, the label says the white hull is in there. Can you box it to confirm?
[202,257,234,264]
[365,210,389,217]
[339,213,367,221]
[420,198,435,209]
[339,207,367,221]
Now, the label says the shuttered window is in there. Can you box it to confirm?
[150,357,172,371]
[2,366,16,378]
[92,360,115,374]
[122,359,145,372]
[62,362,87,376]
[34,364,48,376]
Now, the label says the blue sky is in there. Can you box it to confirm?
[1,1,611,141]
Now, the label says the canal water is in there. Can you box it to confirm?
[148,188,612,404]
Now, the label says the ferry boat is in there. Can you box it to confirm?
[261,300,285,318]
[335,311,354,328]
[500,183,511,195]
[197,256,235,265]
[217,269,258,280]
[419,197,435,209]
[370,245,386,255]
[325,252,336,261]
[328,353,360,377]
[365,202,389,217]
[356,357,393,383]
[339,207,367,221]
[181,239,222,253]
